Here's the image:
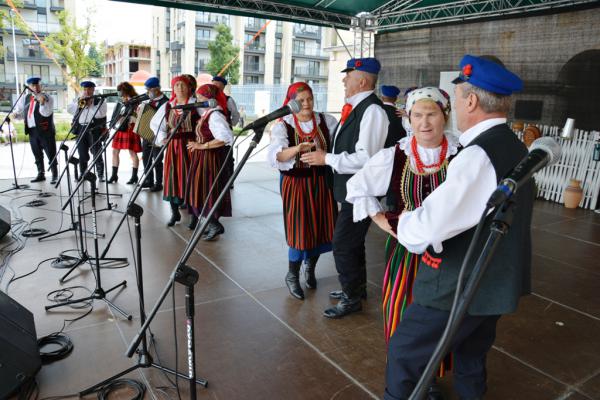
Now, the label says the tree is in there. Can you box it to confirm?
[88,44,104,78]
[206,24,240,85]
[43,11,96,89]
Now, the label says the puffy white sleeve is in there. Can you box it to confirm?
[67,99,79,115]
[208,111,233,145]
[38,95,54,117]
[151,103,168,145]
[12,96,26,117]
[267,120,295,171]
[346,146,396,222]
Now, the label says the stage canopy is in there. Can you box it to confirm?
[113,0,598,32]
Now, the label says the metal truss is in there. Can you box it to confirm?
[373,0,600,32]
[161,0,353,29]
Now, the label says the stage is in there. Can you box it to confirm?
[1,158,599,399]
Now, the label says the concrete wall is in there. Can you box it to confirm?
[375,7,600,129]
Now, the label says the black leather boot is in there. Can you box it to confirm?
[127,167,138,184]
[187,215,198,230]
[201,218,225,241]
[108,166,119,183]
[167,201,181,227]
[30,172,45,183]
[323,291,362,319]
[50,164,58,185]
[305,255,318,289]
[285,261,304,300]
[329,287,367,300]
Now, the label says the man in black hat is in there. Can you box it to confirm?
[302,57,389,318]
[380,85,406,148]
[383,55,533,400]
[11,77,58,183]
[67,81,107,179]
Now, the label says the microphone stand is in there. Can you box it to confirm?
[408,201,515,400]
[38,144,96,241]
[53,98,106,191]
[45,172,131,319]
[61,101,135,212]
[79,109,208,397]
[98,109,189,259]
[0,86,40,194]
[123,125,266,399]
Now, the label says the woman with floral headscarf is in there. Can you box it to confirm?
[267,82,338,300]
[185,83,233,240]
[347,87,459,373]
[150,75,200,227]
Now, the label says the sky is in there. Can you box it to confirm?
[74,0,154,45]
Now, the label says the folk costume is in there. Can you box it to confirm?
[13,77,58,183]
[140,77,168,192]
[151,75,199,226]
[186,84,233,241]
[67,81,107,179]
[267,82,338,299]
[323,57,389,318]
[383,56,532,400]
[348,88,457,381]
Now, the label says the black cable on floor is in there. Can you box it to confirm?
[21,228,49,237]
[95,379,146,400]
[37,333,73,364]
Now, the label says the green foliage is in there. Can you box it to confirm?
[88,44,104,78]
[206,24,240,85]
[43,11,95,87]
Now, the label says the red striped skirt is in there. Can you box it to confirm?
[112,127,142,152]
[163,132,194,204]
[185,147,232,218]
[280,167,337,251]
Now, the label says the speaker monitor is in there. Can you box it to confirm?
[0,290,41,398]
[0,205,9,239]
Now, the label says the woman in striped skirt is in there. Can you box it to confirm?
[267,82,338,300]
[347,87,458,381]
[185,84,233,240]
[150,75,199,227]
[108,81,143,184]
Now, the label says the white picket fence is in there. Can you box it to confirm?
[513,124,600,209]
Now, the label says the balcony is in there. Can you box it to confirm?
[5,49,53,63]
[292,47,329,59]
[50,0,64,11]
[0,73,66,88]
[293,66,327,79]
[195,39,210,49]
[195,15,229,26]
[170,41,184,50]
[245,20,266,32]
[245,45,265,54]
[244,62,264,74]
[12,21,61,36]
[294,26,320,39]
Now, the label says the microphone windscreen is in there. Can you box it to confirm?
[530,137,561,165]
[208,98,217,108]
[287,99,301,114]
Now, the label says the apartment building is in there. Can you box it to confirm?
[103,42,152,87]
[0,0,74,109]
[152,8,335,88]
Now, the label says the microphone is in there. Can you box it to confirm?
[93,92,119,98]
[487,137,561,207]
[241,100,301,132]
[23,84,34,92]
[124,93,150,106]
[171,99,217,110]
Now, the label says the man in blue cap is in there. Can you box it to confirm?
[67,81,107,179]
[138,76,168,192]
[301,57,389,318]
[380,84,406,147]
[384,55,534,400]
[11,77,58,183]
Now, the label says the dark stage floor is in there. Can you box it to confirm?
[1,163,599,400]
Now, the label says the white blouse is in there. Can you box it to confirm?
[197,107,233,145]
[267,112,338,170]
[346,134,459,222]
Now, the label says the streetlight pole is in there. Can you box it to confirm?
[10,10,20,97]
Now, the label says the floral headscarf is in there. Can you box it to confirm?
[405,87,451,118]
